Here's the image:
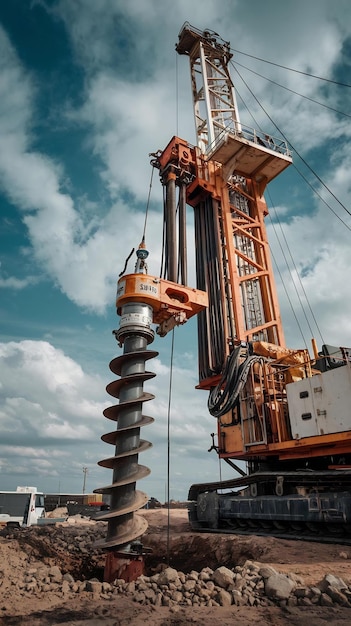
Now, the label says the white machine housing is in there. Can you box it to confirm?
[286,365,351,439]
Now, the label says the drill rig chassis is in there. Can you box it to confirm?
[185,340,351,542]
[188,469,351,542]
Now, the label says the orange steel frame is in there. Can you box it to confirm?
[222,429,351,462]
[213,175,351,462]
[159,137,285,351]
[156,138,281,346]
[217,352,351,464]
[220,176,285,348]
[155,136,351,464]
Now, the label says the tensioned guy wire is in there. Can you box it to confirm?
[233,59,351,119]
[230,47,351,88]
[166,328,175,565]
[142,166,155,243]
[231,61,351,224]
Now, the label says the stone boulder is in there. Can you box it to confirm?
[212,566,235,589]
[265,573,296,600]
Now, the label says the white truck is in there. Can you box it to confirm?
[0,486,45,527]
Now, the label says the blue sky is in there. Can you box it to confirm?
[1,0,351,501]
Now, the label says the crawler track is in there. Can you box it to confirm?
[189,510,351,545]
[188,469,351,545]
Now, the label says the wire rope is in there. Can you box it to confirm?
[292,163,351,231]
[231,61,351,223]
[267,191,325,346]
[231,66,351,229]
[142,166,154,243]
[230,48,351,88]
[232,59,351,119]
[160,185,167,278]
[235,86,264,132]
[166,329,175,565]
[233,71,351,232]
[269,247,309,350]
[175,51,179,136]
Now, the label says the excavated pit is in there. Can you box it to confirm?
[141,508,273,575]
[1,513,272,582]
[144,532,269,575]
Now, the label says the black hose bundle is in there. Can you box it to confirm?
[208,346,266,418]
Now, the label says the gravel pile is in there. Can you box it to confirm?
[97,563,351,608]
[2,520,351,609]
[15,559,351,608]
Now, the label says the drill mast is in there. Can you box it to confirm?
[155,23,292,388]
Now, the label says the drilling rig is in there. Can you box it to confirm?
[96,23,351,580]
[165,23,351,537]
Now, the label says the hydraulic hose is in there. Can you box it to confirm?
[208,347,266,418]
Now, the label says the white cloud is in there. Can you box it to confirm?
[42,421,93,440]
[0,340,108,488]
[0,340,105,440]
[1,1,351,501]
[0,26,165,312]
[78,73,178,201]
[0,275,38,289]
[0,338,227,497]
[1,3,350,316]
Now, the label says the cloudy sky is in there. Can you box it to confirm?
[1,0,351,502]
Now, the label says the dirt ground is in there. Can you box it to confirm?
[1,509,351,625]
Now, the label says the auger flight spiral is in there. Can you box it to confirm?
[96,226,207,581]
[95,244,159,581]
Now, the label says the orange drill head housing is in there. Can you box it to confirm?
[116,273,208,336]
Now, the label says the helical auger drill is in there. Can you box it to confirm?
[94,238,207,582]
[94,244,159,581]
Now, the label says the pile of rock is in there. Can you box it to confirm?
[118,562,351,608]
[47,520,106,557]
[15,559,351,609]
[17,564,111,597]
[3,524,350,609]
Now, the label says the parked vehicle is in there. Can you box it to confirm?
[0,486,45,527]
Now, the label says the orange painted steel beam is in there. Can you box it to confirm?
[219,176,285,347]
[219,430,351,461]
[116,274,208,326]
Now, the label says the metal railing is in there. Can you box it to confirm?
[208,122,292,159]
